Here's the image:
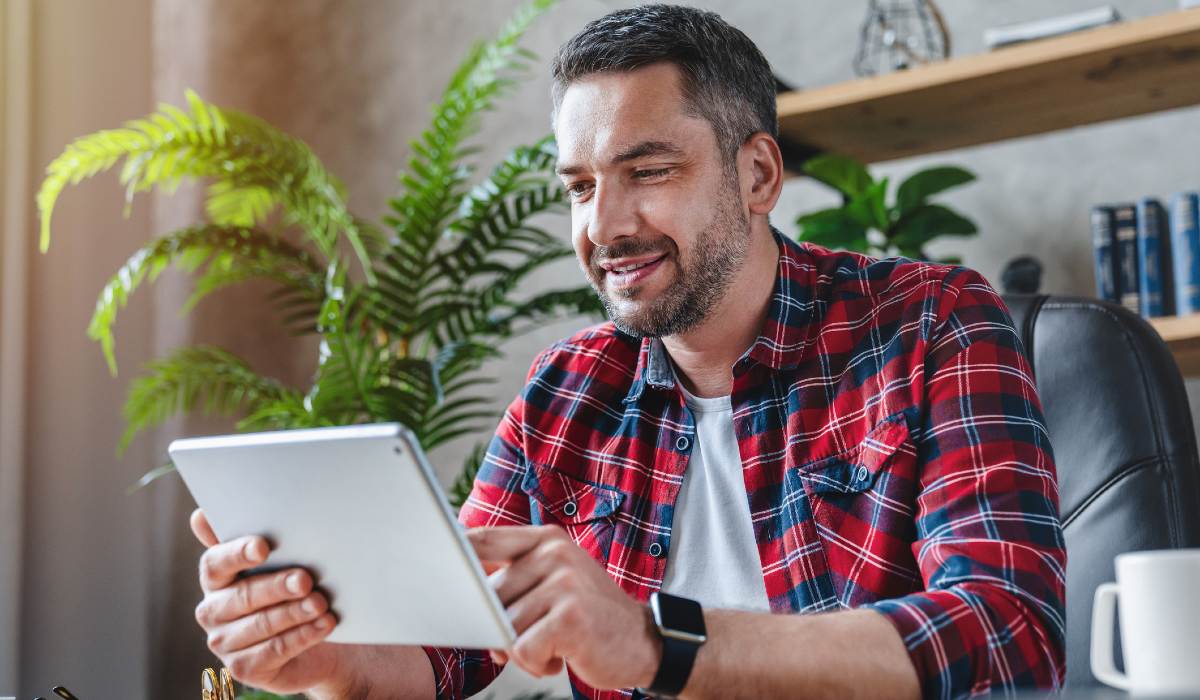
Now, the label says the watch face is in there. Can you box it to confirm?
[653,593,707,641]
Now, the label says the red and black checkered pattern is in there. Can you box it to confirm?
[424,232,1066,699]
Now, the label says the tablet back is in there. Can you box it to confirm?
[170,423,514,648]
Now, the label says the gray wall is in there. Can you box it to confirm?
[433,0,1200,485]
[9,1,1198,698]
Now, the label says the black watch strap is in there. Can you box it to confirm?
[646,633,700,697]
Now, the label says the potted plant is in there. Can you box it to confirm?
[795,153,978,263]
[38,2,584,694]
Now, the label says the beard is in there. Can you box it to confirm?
[582,177,751,338]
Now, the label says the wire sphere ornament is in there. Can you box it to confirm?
[853,0,951,77]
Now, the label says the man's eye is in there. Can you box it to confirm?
[633,168,671,180]
[565,182,594,199]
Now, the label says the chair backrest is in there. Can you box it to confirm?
[1002,294,1200,687]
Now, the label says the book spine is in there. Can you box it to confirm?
[1171,192,1200,315]
[1091,206,1118,303]
[1137,198,1172,317]
[1113,204,1140,314]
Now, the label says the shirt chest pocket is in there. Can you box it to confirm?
[795,414,921,606]
[521,462,624,564]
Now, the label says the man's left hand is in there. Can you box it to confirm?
[467,525,662,690]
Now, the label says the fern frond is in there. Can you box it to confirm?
[449,442,489,510]
[383,0,557,296]
[122,346,300,452]
[38,90,372,277]
[489,286,607,336]
[307,267,385,423]
[90,224,322,374]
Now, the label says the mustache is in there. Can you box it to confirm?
[590,238,677,268]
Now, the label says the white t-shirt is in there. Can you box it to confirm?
[659,372,771,612]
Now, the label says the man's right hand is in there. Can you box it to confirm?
[190,508,352,696]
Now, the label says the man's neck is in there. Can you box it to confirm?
[661,222,780,398]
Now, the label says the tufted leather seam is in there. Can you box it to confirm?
[1061,456,1162,529]
[1041,301,1177,540]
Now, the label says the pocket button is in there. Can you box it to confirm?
[562,500,578,517]
[856,465,870,484]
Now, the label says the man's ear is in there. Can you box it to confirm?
[738,132,784,217]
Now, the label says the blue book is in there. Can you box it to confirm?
[1112,203,1140,314]
[1136,198,1173,318]
[1091,206,1118,303]
[1171,192,1200,316]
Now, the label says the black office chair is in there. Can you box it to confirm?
[1003,294,1200,687]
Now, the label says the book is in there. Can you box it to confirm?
[1136,198,1174,318]
[984,7,1121,49]
[1091,206,1119,303]
[1112,203,1140,314]
[1171,192,1200,315]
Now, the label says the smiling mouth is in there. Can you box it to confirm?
[601,253,668,289]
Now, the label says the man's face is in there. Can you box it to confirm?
[554,62,750,338]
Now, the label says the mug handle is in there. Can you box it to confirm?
[1091,582,1130,690]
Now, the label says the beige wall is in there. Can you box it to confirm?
[5,0,1199,697]
[11,0,157,697]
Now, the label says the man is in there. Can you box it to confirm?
[190,5,1067,698]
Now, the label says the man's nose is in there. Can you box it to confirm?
[587,182,638,248]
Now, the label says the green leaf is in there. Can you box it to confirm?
[890,204,978,251]
[37,89,373,278]
[121,346,300,452]
[895,166,975,214]
[801,154,873,197]
[89,225,321,374]
[844,178,890,231]
[795,207,870,252]
[450,442,489,510]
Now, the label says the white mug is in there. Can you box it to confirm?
[1091,548,1200,694]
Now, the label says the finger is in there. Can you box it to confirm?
[503,574,559,636]
[510,612,566,679]
[224,613,336,685]
[198,536,270,592]
[490,649,509,665]
[200,569,313,625]
[490,537,574,607]
[209,592,328,654]
[190,508,219,548]
[467,525,560,567]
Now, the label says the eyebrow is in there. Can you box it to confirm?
[555,140,686,176]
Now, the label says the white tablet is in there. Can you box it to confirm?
[169,423,516,649]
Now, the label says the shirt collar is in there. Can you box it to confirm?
[622,229,815,405]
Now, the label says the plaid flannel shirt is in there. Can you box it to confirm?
[424,232,1067,699]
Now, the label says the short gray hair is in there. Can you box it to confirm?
[551,4,778,160]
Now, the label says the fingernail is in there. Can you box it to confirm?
[243,539,264,562]
[314,615,332,630]
[287,572,304,594]
[301,596,318,615]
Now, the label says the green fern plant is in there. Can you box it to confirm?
[38,0,600,504]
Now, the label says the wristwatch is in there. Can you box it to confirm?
[639,592,707,698]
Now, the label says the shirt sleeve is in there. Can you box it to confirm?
[420,354,543,699]
[866,267,1067,698]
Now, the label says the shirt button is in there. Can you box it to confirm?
[856,466,870,483]
[649,542,664,558]
[562,500,578,517]
[675,435,691,451]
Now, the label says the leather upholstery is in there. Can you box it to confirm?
[1002,294,1200,687]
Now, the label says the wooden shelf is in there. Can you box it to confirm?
[1149,313,1200,377]
[776,8,1200,167]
